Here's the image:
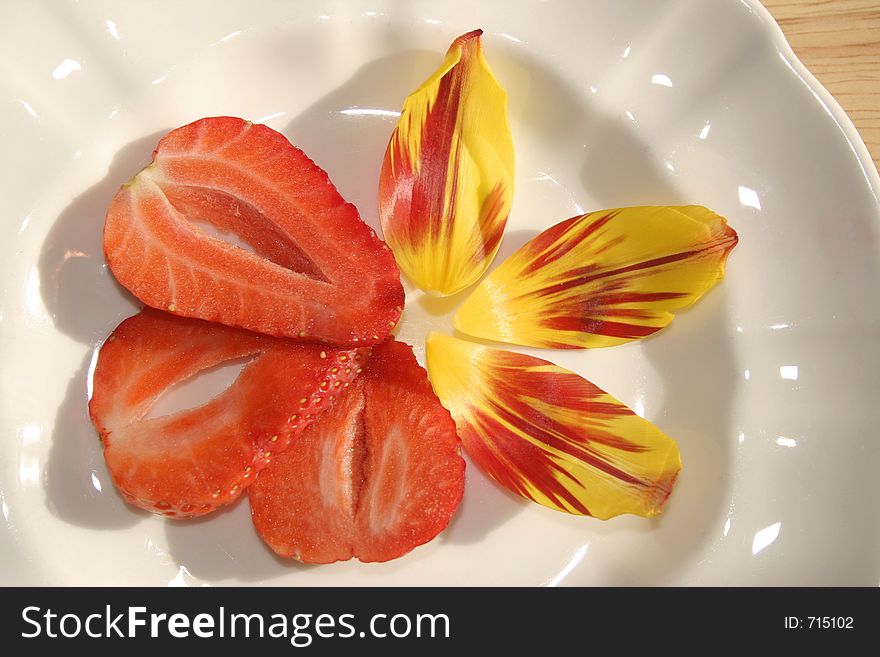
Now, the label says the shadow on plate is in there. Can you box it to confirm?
[282,49,440,233]
[491,228,541,265]
[489,39,687,209]
[38,131,167,346]
[40,132,171,530]
[441,462,530,547]
[586,288,737,585]
[43,351,147,530]
[162,499,313,582]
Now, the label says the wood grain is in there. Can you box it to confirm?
[762,0,880,172]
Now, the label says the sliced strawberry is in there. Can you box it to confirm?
[250,339,465,563]
[88,308,368,518]
[250,378,368,563]
[354,341,466,562]
[103,116,403,345]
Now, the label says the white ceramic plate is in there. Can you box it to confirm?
[1,0,878,586]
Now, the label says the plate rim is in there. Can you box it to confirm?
[745,0,880,208]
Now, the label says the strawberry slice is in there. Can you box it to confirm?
[103,116,404,345]
[88,308,368,518]
[250,339,465,563]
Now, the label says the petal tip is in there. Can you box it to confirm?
[452,28,484,47]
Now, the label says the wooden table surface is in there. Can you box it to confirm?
[762,0,880,172]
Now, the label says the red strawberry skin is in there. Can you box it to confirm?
[103,117,403,345]
[88,308,368,518]
[250,339,465,563]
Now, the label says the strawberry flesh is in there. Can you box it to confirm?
[250,339,465,563]
[88,308,368,518]
[103,116,404,345]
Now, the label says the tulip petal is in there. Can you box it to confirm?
[425,333,681,519]
[454,206,737,348]
[380,29,514,296]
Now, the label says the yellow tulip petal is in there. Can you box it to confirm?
[379,29,514,296]
[425,333,681,519]
[455,206,737,348]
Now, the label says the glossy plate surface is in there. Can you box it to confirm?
[1,0,878,585]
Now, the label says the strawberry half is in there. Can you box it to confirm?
[88,308,368,518]
[103,116,404,345]
[250,339,465,563]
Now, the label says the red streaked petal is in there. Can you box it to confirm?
[425,333,681,519]
[455,206,738,348]
[380,29,514,296]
